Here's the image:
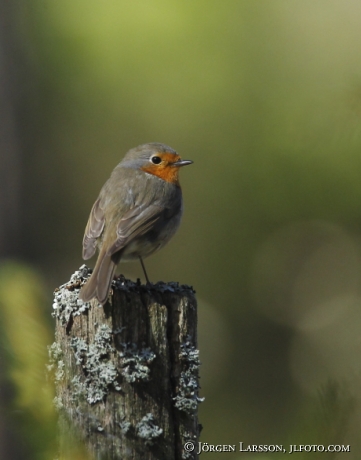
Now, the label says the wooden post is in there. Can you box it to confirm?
[49,266,202,460]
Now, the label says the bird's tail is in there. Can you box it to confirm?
[79,248,119,305]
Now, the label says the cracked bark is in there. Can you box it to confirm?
[53,270,201,460]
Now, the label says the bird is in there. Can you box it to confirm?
[79,142,193,305]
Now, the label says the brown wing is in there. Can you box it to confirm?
[82,197,105,260]
[106,204,164,256]
[80,204,162,305]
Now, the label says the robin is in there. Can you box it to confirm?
[79,142,193,305]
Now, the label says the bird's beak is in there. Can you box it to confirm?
[172,159,193,167]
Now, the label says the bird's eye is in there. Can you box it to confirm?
[151,156,162,165]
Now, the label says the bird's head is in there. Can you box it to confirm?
[121,143,193,185]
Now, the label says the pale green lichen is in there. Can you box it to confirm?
[47,342,65,383]
[119,343,156,383]
[55,360,65,383]
[136,413,163,446]
[52,265,92,325]
[53,396,64,410]
[173,338,204,415]
[53,267,195,328]
[70,375,87,402]
[71,337,88,365]
[70,324,121,404]
[48,342,62,362]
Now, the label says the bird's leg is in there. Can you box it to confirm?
[139,256,150,284]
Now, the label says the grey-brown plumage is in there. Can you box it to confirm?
[79,143,192,305]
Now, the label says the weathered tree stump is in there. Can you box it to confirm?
[49,266,202,460]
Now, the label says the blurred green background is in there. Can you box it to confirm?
[2,0,361,458]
